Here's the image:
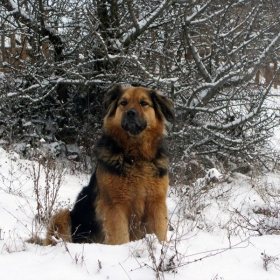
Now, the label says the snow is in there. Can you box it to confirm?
[1,144,280,280]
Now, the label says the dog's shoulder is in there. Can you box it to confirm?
[94,134,126,175]
[153,145,169,177]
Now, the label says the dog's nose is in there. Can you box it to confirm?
[122,108,146,135]
[126,109,137,118]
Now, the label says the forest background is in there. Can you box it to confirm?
[1,0,280,185]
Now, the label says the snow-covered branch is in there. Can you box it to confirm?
[183,24,212,83]
[122,0,173,47]
[1,0,64,58]
[125,0,140,32]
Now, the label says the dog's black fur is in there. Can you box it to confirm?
[70,173,101,243]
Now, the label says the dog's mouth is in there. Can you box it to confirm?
[121,109,147,135]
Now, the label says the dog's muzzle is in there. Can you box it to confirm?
[121,109,147,135]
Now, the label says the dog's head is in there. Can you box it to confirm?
[103,85,174,137]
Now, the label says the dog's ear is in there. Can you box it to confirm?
[149,90,175,122]
[104,85,124,115]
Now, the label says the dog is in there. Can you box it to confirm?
[44,85,174,246]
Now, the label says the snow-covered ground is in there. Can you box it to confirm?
[1,142,280,280]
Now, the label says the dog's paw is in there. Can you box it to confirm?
[131,235,158,258]
[132,243,149,258]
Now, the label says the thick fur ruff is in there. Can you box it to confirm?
[44,85,174,246]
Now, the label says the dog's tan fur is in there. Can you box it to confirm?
[44,209,71,246]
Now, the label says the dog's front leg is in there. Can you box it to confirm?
[98,203,130,245]
[144,200,168,242]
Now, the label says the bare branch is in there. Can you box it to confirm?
[122,0,173,47]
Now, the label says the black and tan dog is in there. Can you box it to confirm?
[44,85,174,246]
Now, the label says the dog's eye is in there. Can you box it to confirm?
[140,101,148,107]
[120,100,127,106]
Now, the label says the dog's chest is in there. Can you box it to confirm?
[96,161,168,202]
